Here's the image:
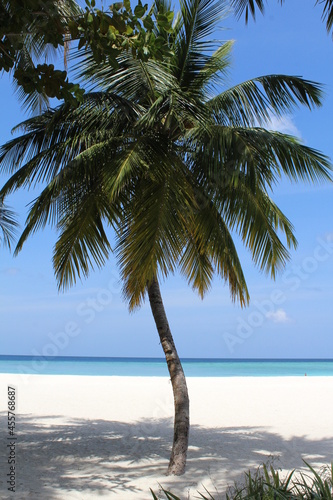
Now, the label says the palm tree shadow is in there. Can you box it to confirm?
[0,413,332,499]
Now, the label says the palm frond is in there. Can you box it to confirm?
[54,203,111,290]
[117,178,183,308]
[104,136,152,200]
[318,0,333,35]
[208,75,324,127]
[180,200,249,304]
[189,125,332,187]
[0,200,19,249]
[173,0,228,89]
[19,160,114,289]
[222,186,297,277]
[233,0,333,37]
[0,91,140,189]
[13,138,128,257]
[14,182,64,255]
[231,0,265,23]
[116,144,196,309]
[242,128,331,183]
[73,52,178,101]
[191,41,233,98]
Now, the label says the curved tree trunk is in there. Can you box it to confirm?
[147,277,190,476]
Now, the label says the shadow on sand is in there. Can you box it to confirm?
[0,413,332,499]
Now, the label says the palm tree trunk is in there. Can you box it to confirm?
[147,276,189,476]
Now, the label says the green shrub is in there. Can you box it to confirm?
[150,461,333,500]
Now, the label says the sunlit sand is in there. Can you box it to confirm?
[0,374,332,499]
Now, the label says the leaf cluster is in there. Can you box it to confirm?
[0,0,84,107]
[0,0,175,109]
[72,0,174,67]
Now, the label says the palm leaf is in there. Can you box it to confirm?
[191,41,233,97]
[13,135,132,255]
[0,91,140,193]
[221,184,297,277]
[231,0,266,22]
[180,199,250,304]
[117,144,196,308]
[74,53,178,102]
[173,0,228,89]
[189,125,332,186]
[54,203,111,289]
[0,200,18,249]
[320,0,333,34]
[208,75,323,127]
[232,0,333,37]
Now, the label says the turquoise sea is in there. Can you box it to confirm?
[0,356,333,377]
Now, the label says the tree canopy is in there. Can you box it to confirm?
[1,0,331,305]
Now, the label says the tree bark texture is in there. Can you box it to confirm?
[147,277,190,476]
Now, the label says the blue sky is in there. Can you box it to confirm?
[1,0,333,358]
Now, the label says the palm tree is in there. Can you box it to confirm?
[0,0,331,475]
[232,0,333,34]
[0,199,17,249]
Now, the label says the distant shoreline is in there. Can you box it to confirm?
[1,356,333,377]
[1,354,333,360]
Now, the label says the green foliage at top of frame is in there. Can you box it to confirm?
[0,0,174,106]
[150,461,333,500]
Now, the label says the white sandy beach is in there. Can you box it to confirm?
[0,374,332,499]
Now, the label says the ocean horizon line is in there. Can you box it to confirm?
[2,356,333,376]
[1,355,333,362]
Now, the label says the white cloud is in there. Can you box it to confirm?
[266,308,290,323]
[264,114,301,138]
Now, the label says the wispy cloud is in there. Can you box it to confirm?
[264,114,301,138]
[266,308,290,323]
[0,267,21,276]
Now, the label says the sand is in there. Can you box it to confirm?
[0,373,332,499]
